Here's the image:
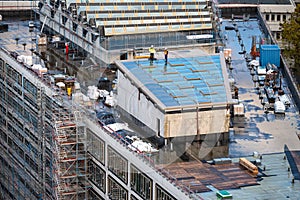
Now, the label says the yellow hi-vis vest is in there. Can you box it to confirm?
[149,47,156,53]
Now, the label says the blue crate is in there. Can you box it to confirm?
[260,45,280,67]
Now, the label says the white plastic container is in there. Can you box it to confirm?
[274,101,285,114]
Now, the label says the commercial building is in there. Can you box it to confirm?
[115,49,232,144]
[38,0,220,64]
[0,45,197,199]
[2,0,299,199]
[0,17,200,200]
[258,0,296,42]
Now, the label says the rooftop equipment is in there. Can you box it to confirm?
[274,101,285,114]
[278,94,290,107]
[239,158,259,176]
[233,103,245,116]
[260,45,280,68]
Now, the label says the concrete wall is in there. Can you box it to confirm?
[280,56,300,110]
[116,70,165,137]
[219,6,257,19]
[117,69,231,138]
[165,109,230,138]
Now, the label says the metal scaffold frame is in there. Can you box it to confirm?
[1,46,90,199]
[52,108,89,200]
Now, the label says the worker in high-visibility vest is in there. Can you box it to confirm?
[149,45,156,61]
[67,87,72,99]
[164,48,168,63]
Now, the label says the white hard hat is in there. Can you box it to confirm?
[151,45,154,47]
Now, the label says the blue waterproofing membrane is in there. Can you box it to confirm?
[123,55,227,107]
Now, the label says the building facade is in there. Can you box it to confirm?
[0,47,196,199]
[116,50,232,139]
[115,50,232,159]
[38,0,220,65]
[259,0,296,42]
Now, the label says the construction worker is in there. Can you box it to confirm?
[149,45,156,61]
[67,87,72,100]
[164,48,168,63]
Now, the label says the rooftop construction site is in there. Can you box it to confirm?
[0,0,300,200]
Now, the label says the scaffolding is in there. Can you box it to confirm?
[52,108,89,200]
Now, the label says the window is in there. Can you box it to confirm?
[108,146,128,183]
[89,188,105,200]
[271,14,275,21]
[87,129,105,164]
[157,118,160,137]
[89,160,106,193]
[0,58,3,70]
[156,184,176,200]
[265,14,269,21]
[108,176,128,200]
[283,14,286,21]
[23,77,37,97]
[130,165,153,200]
[276,32,281,40]
[277,15,281,21]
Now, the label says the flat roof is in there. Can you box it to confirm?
[199,152,300,199]
[157,160,258,194]
[117,51,232,110]
[218,0,292,5]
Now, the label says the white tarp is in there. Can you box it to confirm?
[17,55,33,66]
[104,122,130,132]
[279,94,290,106]
[56,82,65,88]
[105,91,116,107]
[87,85,99,100]
[127,136,159,153]
[31,64,43,70]
[99,89,109,98]
[74,82,80,90]
[249,60,259,67]
[257,66,267,75]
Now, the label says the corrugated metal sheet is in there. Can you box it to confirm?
[260,44,280,67]
[157,160,258,193]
